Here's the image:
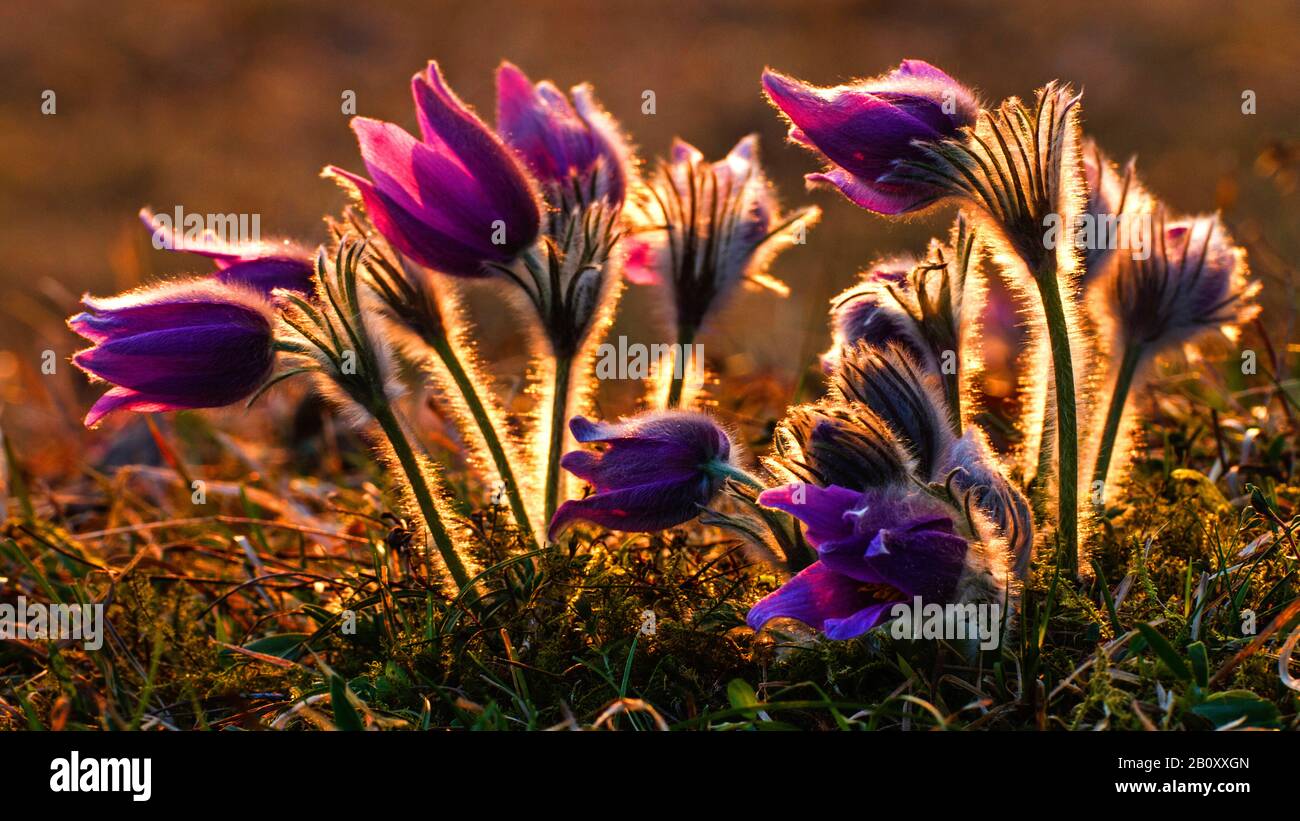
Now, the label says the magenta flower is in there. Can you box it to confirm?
[69,279,276,428]
[496,61,630,207]
[749,483,969,640]
[139,209,314,297]
[549,412,735,539]
[326,61,542,279]
[762,60,977,215]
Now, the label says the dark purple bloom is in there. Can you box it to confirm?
[763,60,977,215]
[749,483,970,640]
[549,411,735,539]
[326,61,542,279]
[822,257,929,372]
[69,279,276,428]
[1109,211,1257,353]
[139,209,314,297]
[496,61,630,206]
[942,428,1035,577]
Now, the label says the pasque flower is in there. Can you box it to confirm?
[1078,139,1151,288]
[139,208,315,297]
[749,483,993,640]
[770,403,911,491]
[1091,210,1258,492]
[831,343,954,478]
[325,61,542,279]
[69,279,276,428]
[496,61,631,207]
[626,135,819,332]
[941,427,1035,576]
[762,60,978,215]
[549,411,736,539]
[822,258,929,373]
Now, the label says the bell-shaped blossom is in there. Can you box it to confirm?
[139,208,314,297]
[69,279,276,428]
[326,61,541,279]
[496,61,631,207]
[1108,211,1257,354]
[831,343,954,478]
[625,135,819,333]
[822,257,929,372]
[762,60,978,215]
[749,483,978,640]
[549,411,735,539]
[940,427,1035,576]
[770,404,911,492]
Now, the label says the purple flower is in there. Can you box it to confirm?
[1109,211,1257,353]
[496,61,630,206]
[326,61,542,279]
[762,60,977,215]
[941,428,1035,577]
[69,279,276,428]
[139,209,314,298]
[748,483,970,640]
[549,411,735,539]
[625,135,818,334]
[822,257,929,372]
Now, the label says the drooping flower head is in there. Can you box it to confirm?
[549,411,736,539]
[625,135,819,334]
[69,279,276,427]
[496,61,632,209]
[940,427,1035,577]
[749,483,1004,640]
[762,60,978,215]
[325,61,542,279]
[1107,209,1257,355]
[767,403,911,492]
[831,343,955,479]
[139,208,315,298]
[822,256,928,372]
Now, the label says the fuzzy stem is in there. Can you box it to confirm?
[941,368,963,437]
[425,334,537,548]
[665,323,696,409]
[542,354,574,528]
[371,403,472,592]
[704,460,767,491]
[1092,342,1144,497]
[1033,259,1080,577]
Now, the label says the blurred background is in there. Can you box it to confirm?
[0,0,1296,449]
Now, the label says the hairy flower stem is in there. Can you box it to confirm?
[371,403,472,592]
[1092,342,1144,498]
[941,370,963,437]
[425,333,537,548]
[664,324,696,408]
[543,354,574,528]
[1034,260,1080,577]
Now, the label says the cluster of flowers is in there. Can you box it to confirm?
[69,57,1257,643]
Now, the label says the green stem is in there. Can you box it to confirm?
[543,355,573,529]
[1092,342,1144,497]
[371,403,472,592]
[426,334,537,548]
[1034,260,1080,578]
[941,368,963,437]
[665,324,696,409]
[704,460,767,491]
